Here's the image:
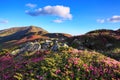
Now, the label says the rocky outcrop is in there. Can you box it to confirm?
[11,42,41,55]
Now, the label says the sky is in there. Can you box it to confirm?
[0,0,120,35]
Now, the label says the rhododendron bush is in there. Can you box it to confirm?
[0,49,120,80]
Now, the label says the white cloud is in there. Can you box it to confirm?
[53,19,63,23]
[25,5,72,21]
[97,19,105,23]
[107,15,120,22]
[97,15,120,23]
[0,19,9,24]
[26,3,37,8]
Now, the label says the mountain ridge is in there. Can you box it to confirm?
[0,26,72,48]
[0,26,120,49]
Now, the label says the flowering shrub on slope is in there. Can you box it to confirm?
[0,49,120,80]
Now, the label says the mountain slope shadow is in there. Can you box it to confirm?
[0,29,29,43]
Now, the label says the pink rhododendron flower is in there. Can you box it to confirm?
[31,57,44,63]
[68,57,80,65]
[55,69,61,74]
[70,73,74,78]
[36,75,43,80]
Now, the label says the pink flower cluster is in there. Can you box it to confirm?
[83,62,119,79]
[36,75,43,80]
[30,57,44,63]
[69,49,83,54]
[102,57,120,68]
[68,57,80,65]
[55,69,61,74]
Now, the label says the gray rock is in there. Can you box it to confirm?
[106,43,113,48]
[11,41,41,55]
[51,40,60,51]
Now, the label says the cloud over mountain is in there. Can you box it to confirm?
[107,15,120,22]
[26,3,37,8]
[97,15,120,23]
[25,5,72,23]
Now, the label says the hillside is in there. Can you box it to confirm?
[0,26,48,42]
[67,29,120,49]
[0,26,48,48]
[86,29,120,38]
[0,45,120,80]
[66,29,120,60]
[0,26,72,49]
[0,27,27,37]
[0,28,120,80]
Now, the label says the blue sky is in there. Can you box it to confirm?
[0,0,120,35]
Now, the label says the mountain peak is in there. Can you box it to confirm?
[0,26,48,45]
[26,25,48,34]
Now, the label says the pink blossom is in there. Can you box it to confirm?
[65,64,70,68]
[70,49,80,54]
[70,73,74,78]
[83,64,88,67]
[68,57,80,65]
[31,57,44,63]
[15,64,23,69]
[55,69,61,74]
[3,72,11,79]
[74,61,78,65]
[78,68,80,71]
[89,65,94,71]
[36,75,43,80]
[99,71,103,76]
[89,78,92,80]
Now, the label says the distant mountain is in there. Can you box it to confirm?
[0,26,48,42]
[1,26,120,49]
[0,27,26,37]
[86,29,120,40]
[67,29,120,50]
[116,29,120,33]
[0,26,48,37]
[86,29,120,35]
[0,26,48,48]
[0,26,72,48]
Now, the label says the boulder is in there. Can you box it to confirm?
[51,40,60,51]
[11,41,41,55]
